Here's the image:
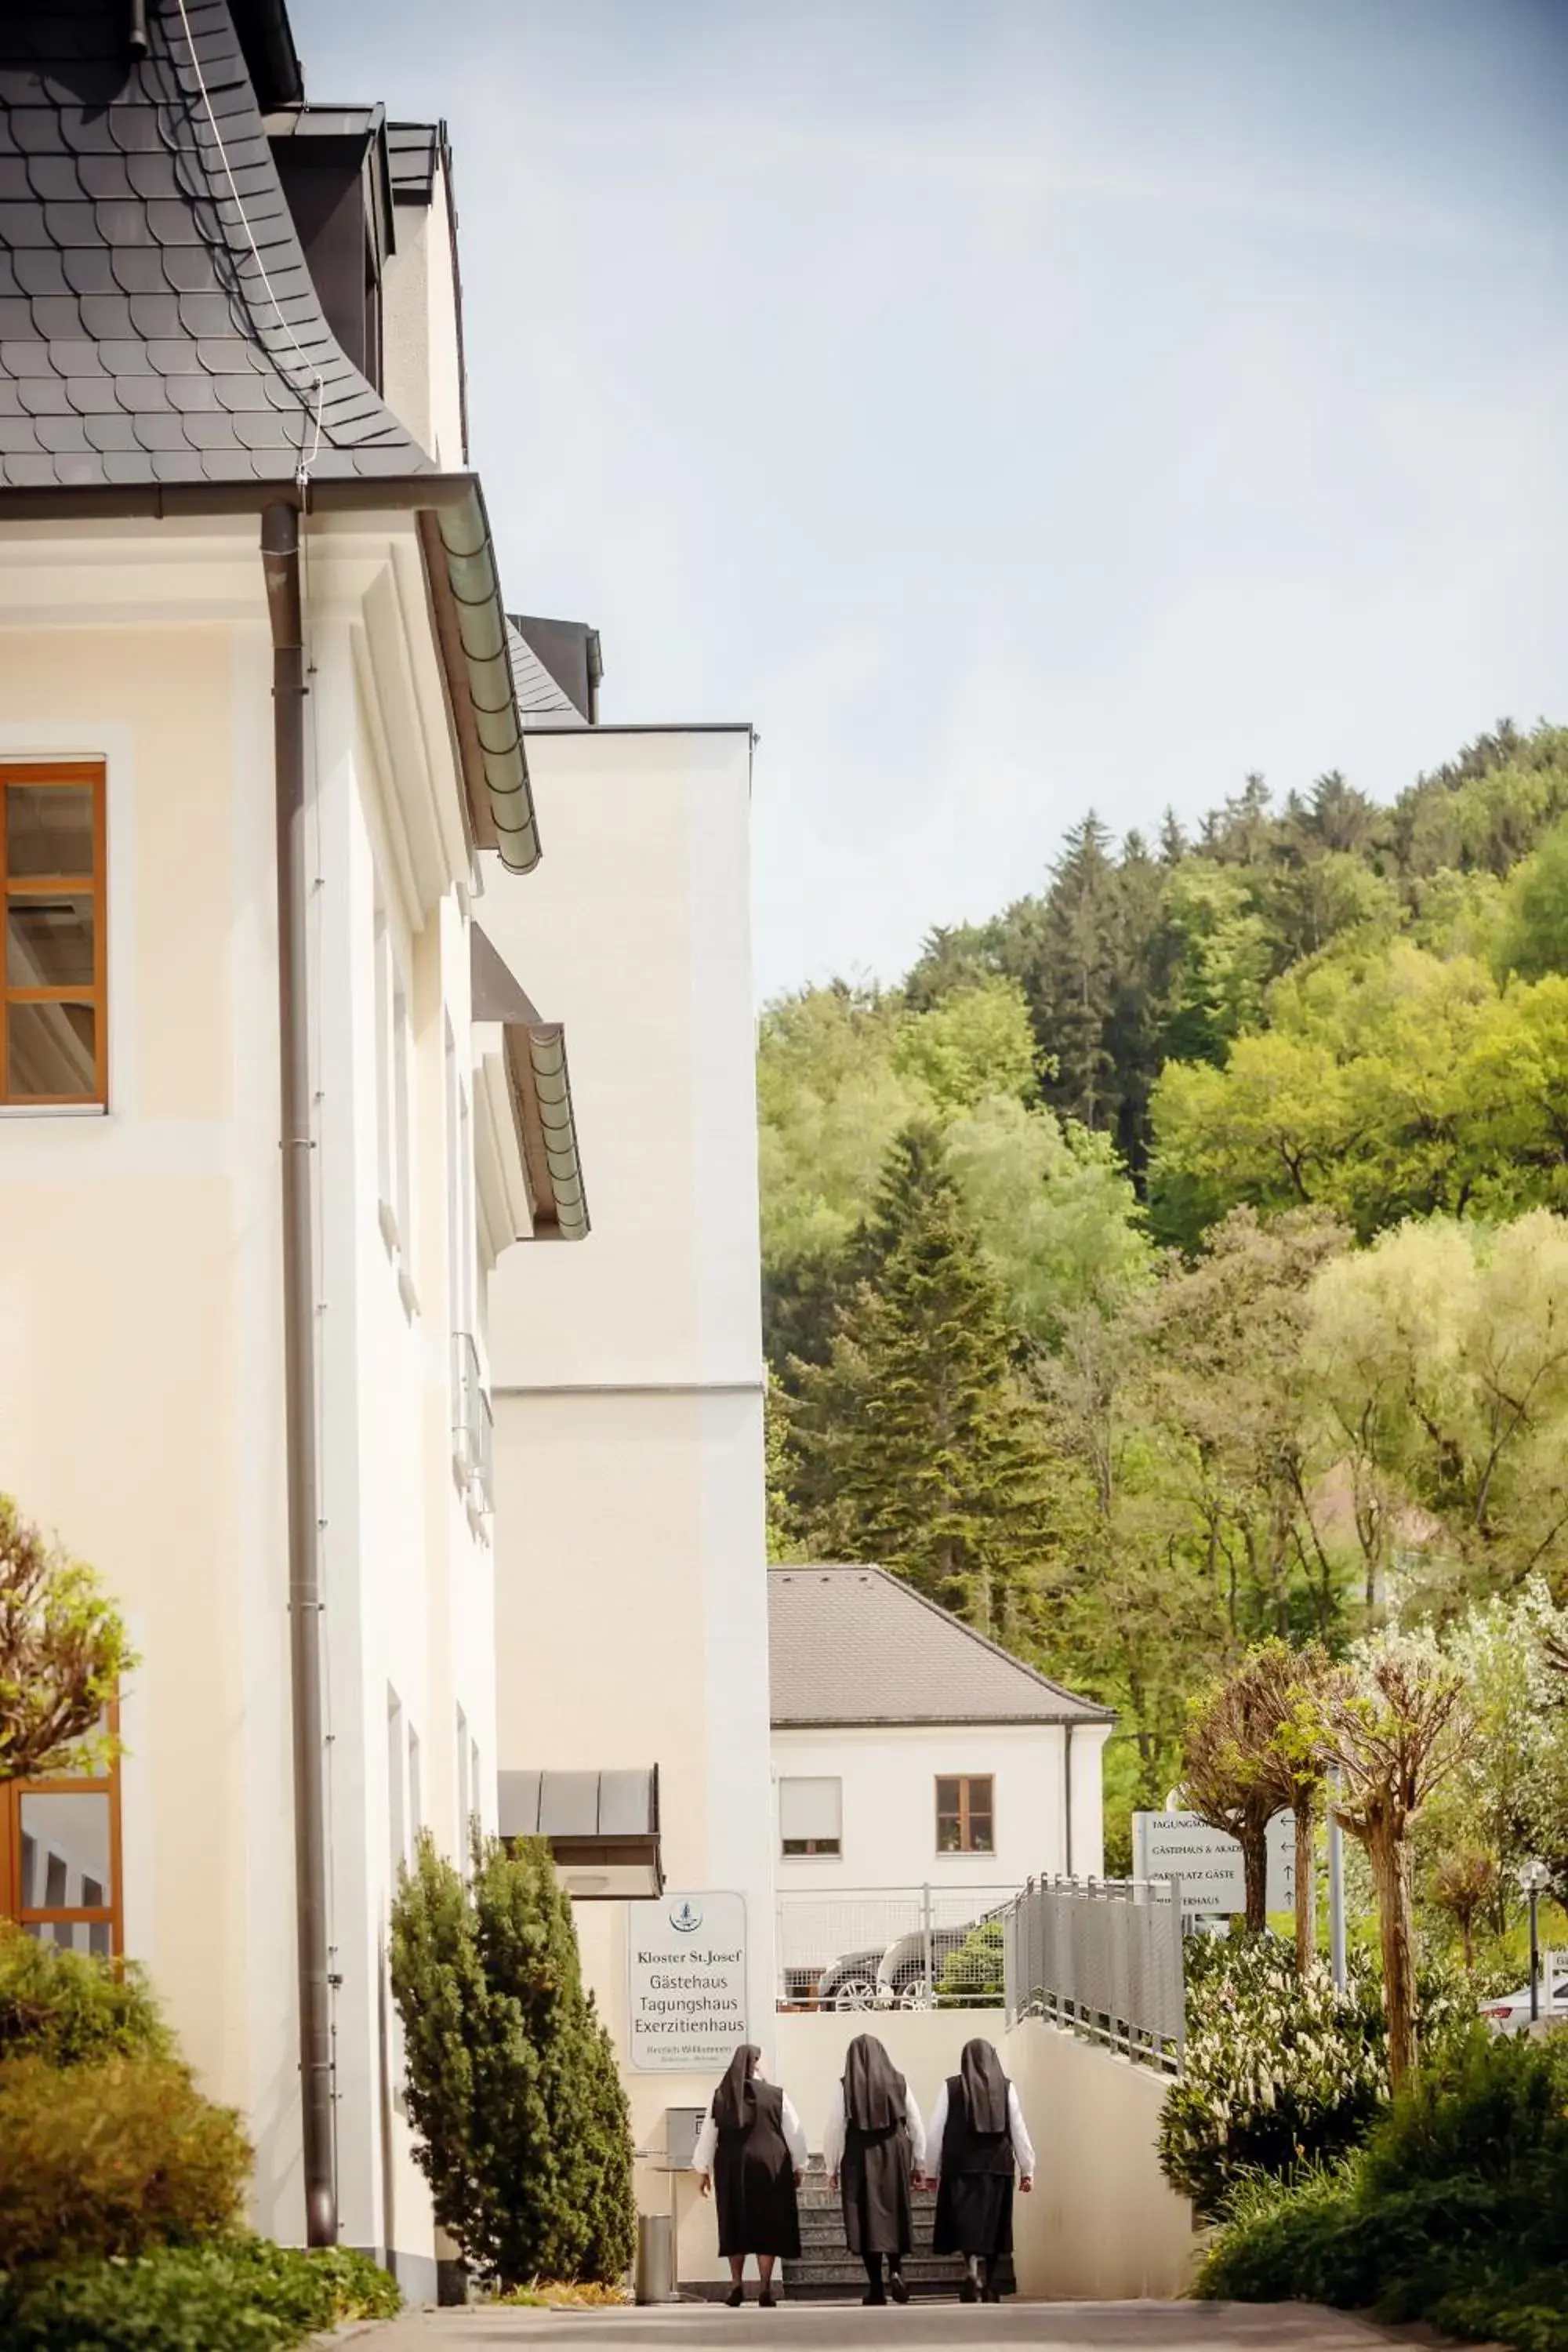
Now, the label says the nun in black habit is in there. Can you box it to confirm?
[822,2034,927,2305]
[925,2037,1036,2302]
[693,2045,807,2306]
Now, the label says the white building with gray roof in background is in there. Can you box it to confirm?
[768,1564,1112,2008]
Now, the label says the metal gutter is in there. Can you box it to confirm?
[260,501,336,2249]
[505,1025,589,1240]
[0,472,539,876]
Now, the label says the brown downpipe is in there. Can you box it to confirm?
[261,502,336,2249]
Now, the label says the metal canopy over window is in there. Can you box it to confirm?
[498,1767,662,1900]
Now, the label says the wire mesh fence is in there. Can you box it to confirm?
[1002,1875,1185,2072]
[775,1886,1021,2011]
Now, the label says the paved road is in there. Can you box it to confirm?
[355,2303,1411,2350]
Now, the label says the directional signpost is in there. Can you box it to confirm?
[1133,1809,1296,1920]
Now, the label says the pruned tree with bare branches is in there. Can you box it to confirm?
[1321,1636,1474,2085]
[1244,1640,1345,1977]
[1428,1849,1500,1976]
[0,1496,134,1784]
[1181,1657,1283,1933]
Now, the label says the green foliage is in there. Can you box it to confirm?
[0,2052,251,2268]
[787,1122,1062,1642]
[0,2240,400,2352]
[389,1831,636,2289]
[1194,2031,1568,2352]
[0,1494,136,1784]
[0,1926,171,2068]
[1160,1936,1390,2216]
[935,1918,1004,2008]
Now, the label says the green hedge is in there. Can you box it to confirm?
[0,2240,401,2352]
[0,1926,171,2067]
[1195,2031,1568,2352]
[0,2053,252,2268]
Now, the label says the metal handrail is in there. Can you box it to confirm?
[1002,1874,1185,2074]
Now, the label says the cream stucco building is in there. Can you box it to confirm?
[0,0,589,2299]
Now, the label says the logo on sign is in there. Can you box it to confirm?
[669,1899,703,1935]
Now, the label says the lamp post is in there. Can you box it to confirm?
[1519,1860,1550,2024]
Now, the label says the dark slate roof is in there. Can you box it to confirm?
[768,1565,1114,1728]
[507,619,582,726]
[0,0,430,488]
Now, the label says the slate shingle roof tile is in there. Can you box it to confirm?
[0,0,430,486]
[768,1564,1113,1728]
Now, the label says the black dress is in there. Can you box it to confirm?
[837,2037,916,2260]
[931,2071,1015,2258]
[713,2080,801,2259]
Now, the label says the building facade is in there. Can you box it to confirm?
[481,701,777,2283]
[0,0,584,2296]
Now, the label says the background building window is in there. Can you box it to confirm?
[936,1774,995,1854]
[2,762,107,1107]
[779,1776,842,1857]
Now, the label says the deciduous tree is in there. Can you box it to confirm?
[0,1497,134,1785]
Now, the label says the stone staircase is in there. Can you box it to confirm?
[782,2163,1016,2303]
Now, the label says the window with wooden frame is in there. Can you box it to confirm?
[0,1714,124,1958]
[936,1773,995,1854]
[2,761,107,1108]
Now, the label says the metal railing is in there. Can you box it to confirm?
[451,1331,494,1519]
[775,1885,1020,2012]
[1003,1875,1185,2073]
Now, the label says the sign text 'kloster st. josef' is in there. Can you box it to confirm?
[627,1890,748,2073]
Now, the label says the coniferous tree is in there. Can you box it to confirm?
[390,1832,635,2288]
[790,1122,1058,1642]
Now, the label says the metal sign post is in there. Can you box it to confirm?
[1327,1769,1347,1993]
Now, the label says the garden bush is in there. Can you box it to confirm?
[0,1924,171,2067]
[0,2239,401,2352]
[390,1829,637,2288]
[1160,1929,1466,2215]
[937,1918,1004,2006]
[0,2052,250,2267]
[1195,2031,1568,2352]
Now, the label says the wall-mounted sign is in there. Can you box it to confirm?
[1133,1810,1296,1918]
[627,1889,748,2074]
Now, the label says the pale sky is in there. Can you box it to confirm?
[295,0,1568,1002]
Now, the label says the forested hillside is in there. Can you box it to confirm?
[760,721,1568,1855]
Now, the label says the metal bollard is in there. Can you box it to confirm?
[634,2212,675,2305]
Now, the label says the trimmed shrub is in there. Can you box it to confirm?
[1160,1930,1468,2215]
[390,1830,637,2288]
[0,2053,250,2267]
[1195,2031,1568,2352]
[0,1925,171,2067]
[0,2240,401,2352]
[937,1918,1004,2006]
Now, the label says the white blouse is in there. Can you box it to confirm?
[692,2085,808,2178]
[924,2080,1035,2180]
[821,2080,927,2177]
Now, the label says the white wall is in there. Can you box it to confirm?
[772,1721,1108,1897]
[1006,2021,1196,2299]
[0,519,500,2293]
[482,725,776,2236]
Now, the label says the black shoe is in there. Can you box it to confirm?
[959,2278,978,2303]
[759,2292,777,2308]
[862,2290,887,2307]
[887,2274,909,2305]
[982,2288,1001,2303]
[725,2286,744,2307]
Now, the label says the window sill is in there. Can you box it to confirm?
[0,1102,107,1119]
